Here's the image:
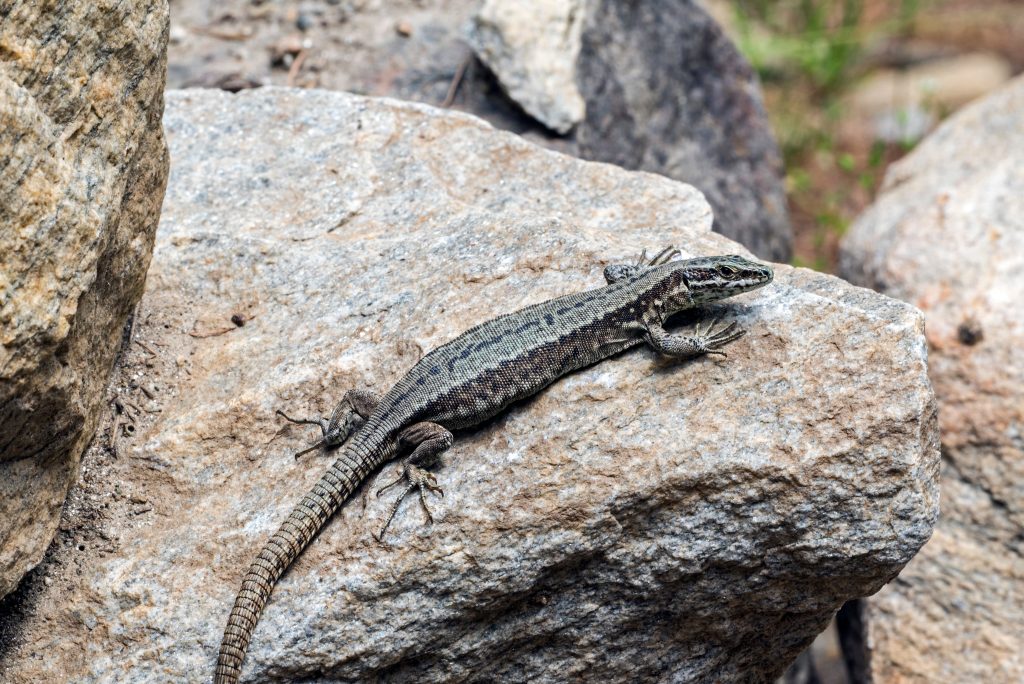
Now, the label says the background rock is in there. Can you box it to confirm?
[846,52,1013,116]
[0,0,169,599]
[844,52,1013,143]
[840,75,1024,682]
[0,88,935,683]
[165,0,792,262]
[470,0,586,134]
[570,0,791,262]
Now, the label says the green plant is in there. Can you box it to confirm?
[731,0,865,94]
[726,0,928,272]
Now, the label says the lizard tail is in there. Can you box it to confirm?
[214,455,365,683]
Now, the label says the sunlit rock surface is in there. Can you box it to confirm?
[1,88,935,683]
[841,74,1024,684]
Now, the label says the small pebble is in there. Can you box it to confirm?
[169,24,188,45]
[957,318,983,346]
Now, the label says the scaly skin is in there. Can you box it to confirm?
[213,250,773,682]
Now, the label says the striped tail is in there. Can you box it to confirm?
[214,452,371,683]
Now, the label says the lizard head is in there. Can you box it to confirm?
[662,254,773,311]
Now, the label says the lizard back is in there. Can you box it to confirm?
[371,264,682,431]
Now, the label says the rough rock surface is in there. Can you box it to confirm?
[840,75,1024,683]
[0,0,169,599]
[574,0,791,262]
[165,0,792,261]
[0,89,935,683]
[465,0,792,261]
[470,0,586,134]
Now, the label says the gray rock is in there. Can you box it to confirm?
[0,0,169,599]
[464,0,793,261]
[470,0,586,134]
[0,89,935,683]
[845,52,1013,143]
[166,0,792,262]
[840,75,1024,683]
[572,0,792,262]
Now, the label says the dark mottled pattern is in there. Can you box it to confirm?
[214,254,773,683]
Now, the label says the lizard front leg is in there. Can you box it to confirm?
[375,421,453,539]
[645,316,746,359]
[276,389,381,457]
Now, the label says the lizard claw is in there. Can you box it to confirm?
[696,318,745,357]
[376,464,444,540]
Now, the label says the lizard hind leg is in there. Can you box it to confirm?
[376,421,453,540]
[276,389,381,458]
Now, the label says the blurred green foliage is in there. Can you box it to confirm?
[733,0,866,93]
[726,0,928,271]
[732,0,925,93]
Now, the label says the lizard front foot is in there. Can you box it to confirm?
[604,245,681,284]
[645,315,746,359]
[690,316,746,357]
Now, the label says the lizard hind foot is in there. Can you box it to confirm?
[275,389,380,459]
[375,464,444,541]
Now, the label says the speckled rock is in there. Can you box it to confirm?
[469,0,586,134]
[840,75,1024,683]
[0,88,935,683]
[0,0,169,599]
[468,0,793,261]
[166,0,791,262]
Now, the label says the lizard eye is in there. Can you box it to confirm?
[719,264,739,275]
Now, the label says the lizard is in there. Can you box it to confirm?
[213,248,773,683]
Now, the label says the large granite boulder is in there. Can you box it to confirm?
[0,0,169,600]
[167,0,792,262]
[0,89,934,682]
[840,75,1024,683]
